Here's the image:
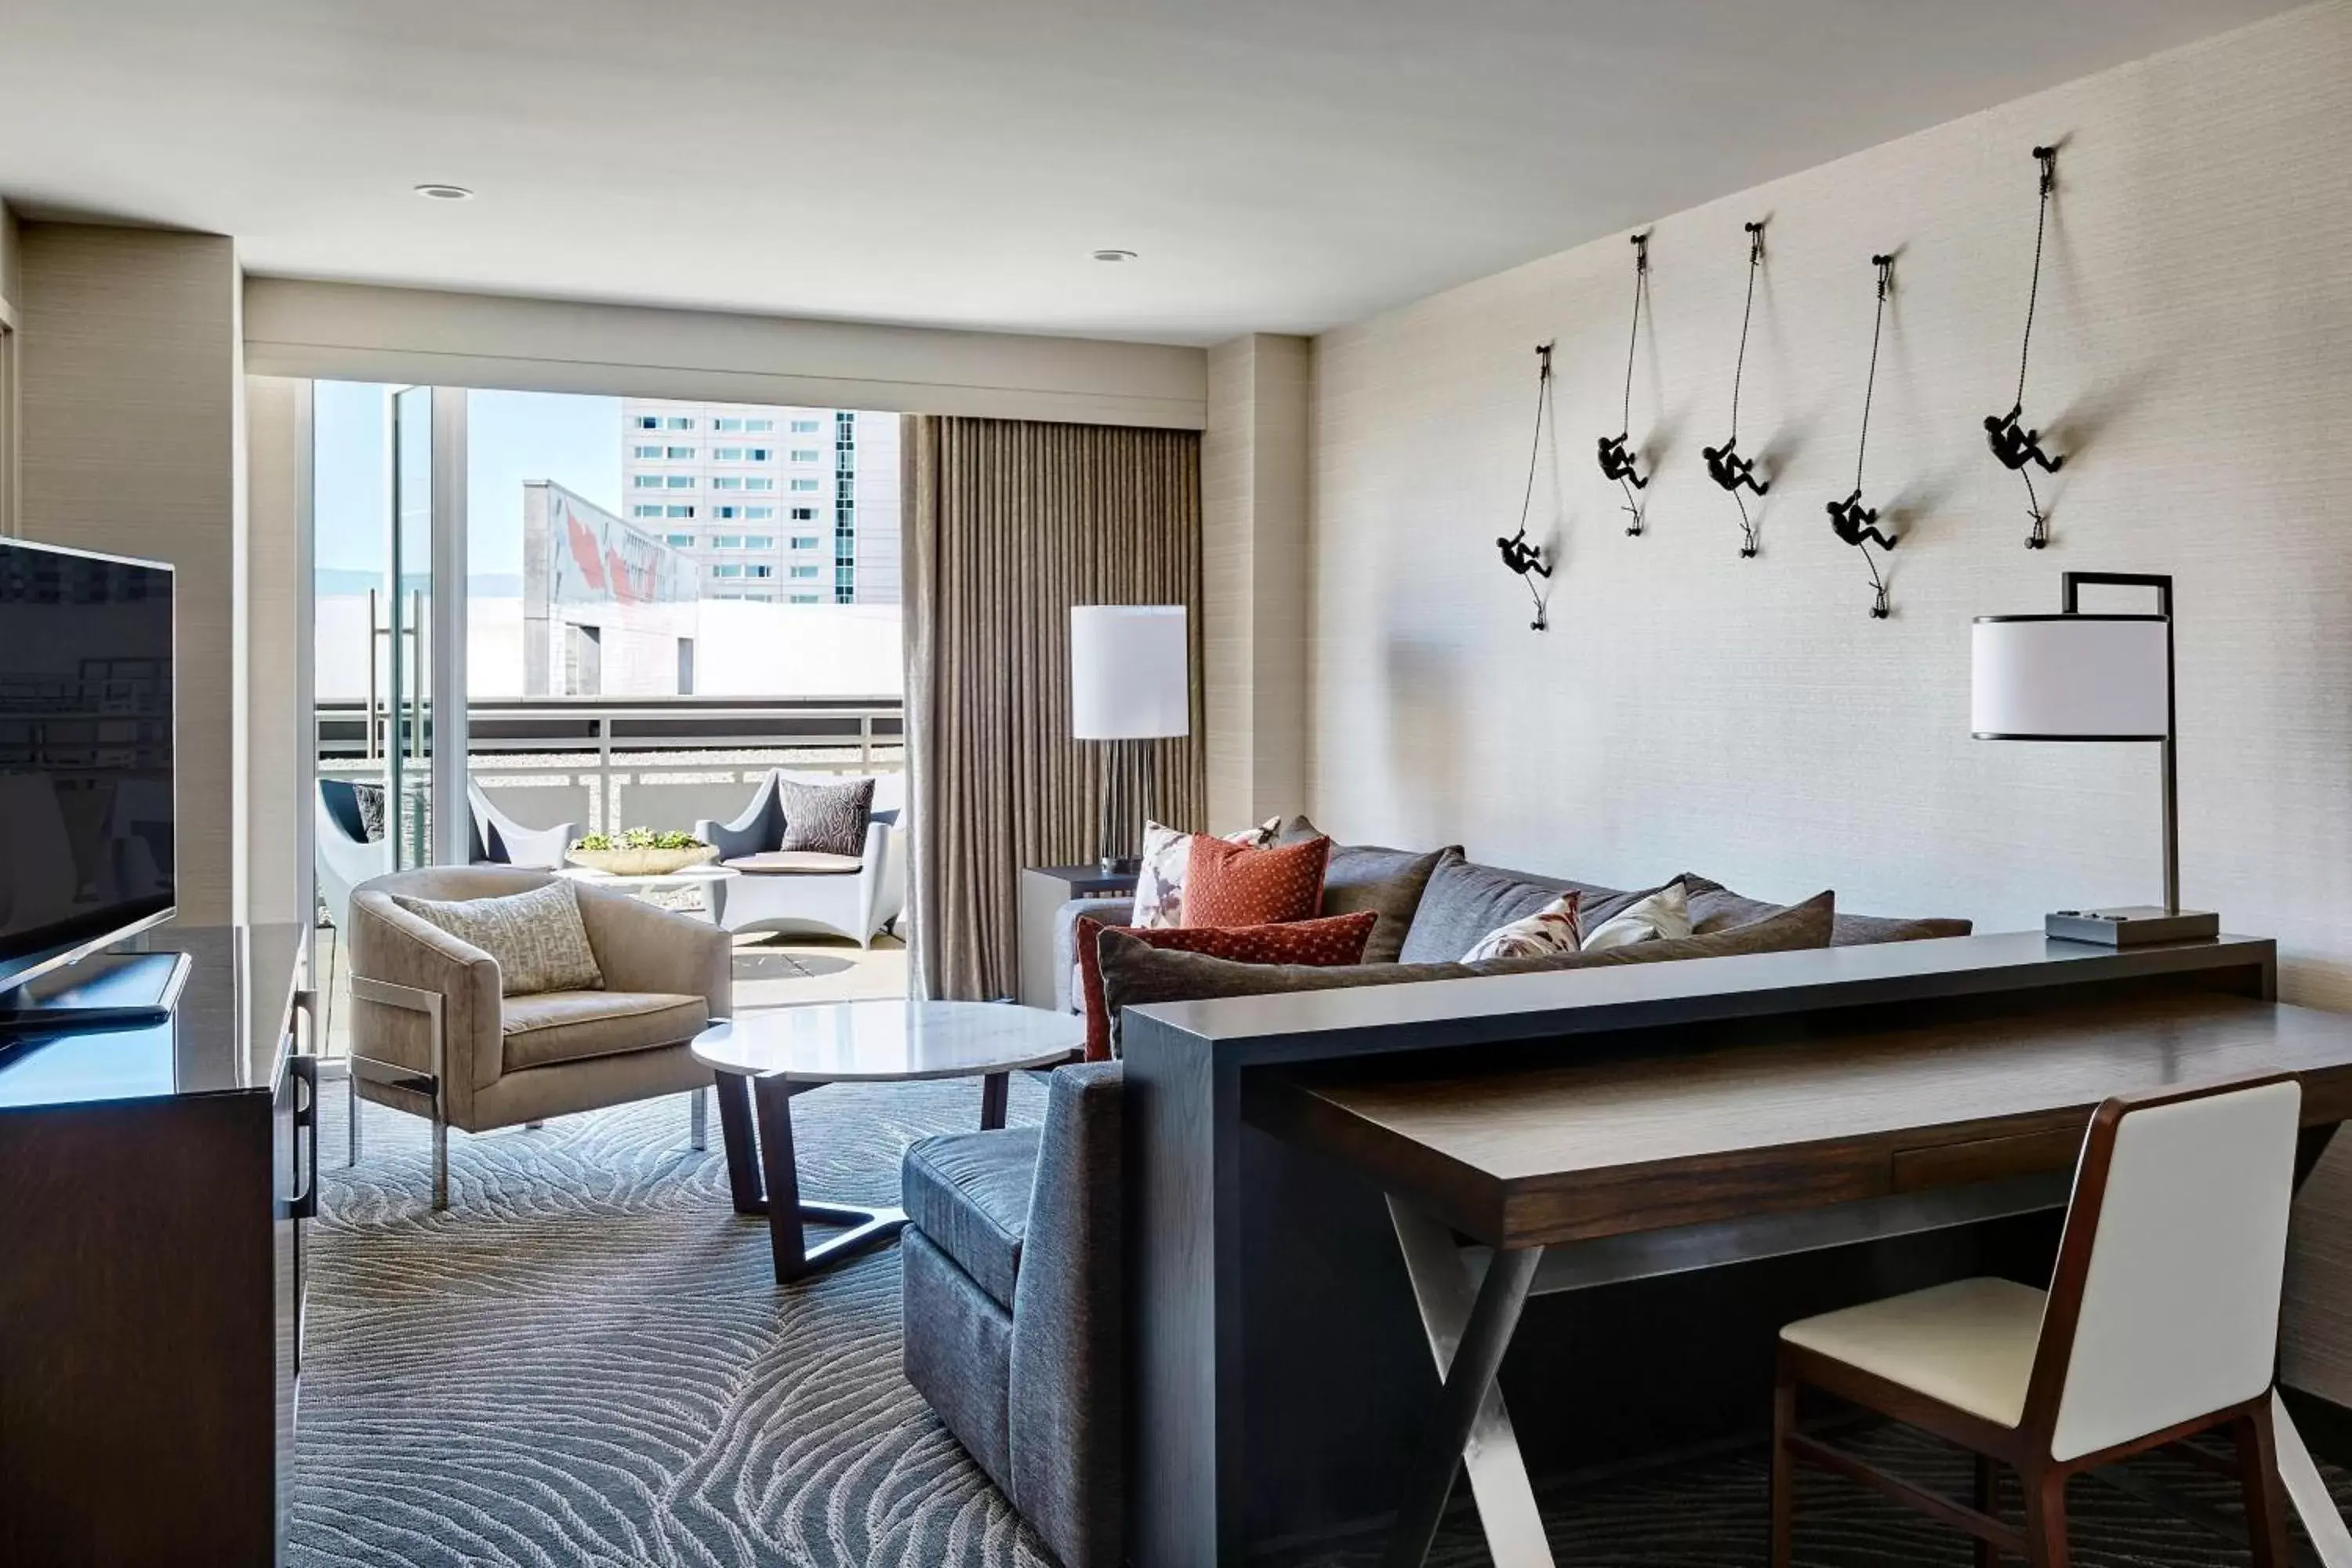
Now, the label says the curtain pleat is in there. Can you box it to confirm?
[903,415,1206,1001]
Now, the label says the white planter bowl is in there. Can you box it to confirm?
[565,844,719,877]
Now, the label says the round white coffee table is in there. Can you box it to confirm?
[692,1000,1084,1281]
[557,862,738,921]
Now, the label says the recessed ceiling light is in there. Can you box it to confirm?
[1091,249,1137,263]
[414,183,475,201]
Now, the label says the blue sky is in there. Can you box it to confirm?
[314,383,622,584]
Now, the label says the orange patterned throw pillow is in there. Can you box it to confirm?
[1181,834,1331,929]
[1073,909,1377,1060]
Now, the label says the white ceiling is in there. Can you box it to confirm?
[0,0,2303,346]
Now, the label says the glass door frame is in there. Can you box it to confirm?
[379,385,470,870]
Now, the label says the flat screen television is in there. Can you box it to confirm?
[0,537,176,1001]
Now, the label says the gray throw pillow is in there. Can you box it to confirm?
[390,879,604,996]
[1098,892,1834,1054]
[1276,815,1452,964]
[779,776,875,856]
[1675,871,1969,946]
[350,781,388,844]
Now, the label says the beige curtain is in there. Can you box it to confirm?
[903,415,1205,1001]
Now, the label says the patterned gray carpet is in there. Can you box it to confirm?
[296,1083,2347,1568]
[296,1075,1059,1568]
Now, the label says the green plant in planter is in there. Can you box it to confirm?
[570,827,710,852]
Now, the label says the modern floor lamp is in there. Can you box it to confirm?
[1970,571,2219,946]
[1069,604,1189,874]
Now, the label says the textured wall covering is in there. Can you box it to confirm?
[18,223,243,924]
[905,416,1205,1000]
[1305,3,2352,1395]
[1203,334,1310,829]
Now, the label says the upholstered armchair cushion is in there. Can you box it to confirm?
[903,1127,1042,1309]
[500,991,711,1073]
[726,850,863,876]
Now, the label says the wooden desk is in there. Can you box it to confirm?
[1123,932,2290,1566]
[1260,990,2352,1567]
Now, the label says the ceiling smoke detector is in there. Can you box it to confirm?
[413,183,475,201]
[1091,249,1138,263]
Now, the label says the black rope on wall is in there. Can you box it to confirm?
[1828,253,1900,619]
[1703,220,1770,557]
[1986,144,2067,548]
[1496,341,1559,632]
[1597,232,1652,534]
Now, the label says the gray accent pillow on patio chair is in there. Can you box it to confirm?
[777,775,874,855]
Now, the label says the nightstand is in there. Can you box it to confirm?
[1017,864,1141,1010]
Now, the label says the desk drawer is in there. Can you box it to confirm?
[1893,1126,2085,1191]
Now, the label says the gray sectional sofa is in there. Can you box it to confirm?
[901,829,1969,1567]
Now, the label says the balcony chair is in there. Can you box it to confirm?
[468,781,578,869]
[1773,1073,2303,1568]
[314,778,392,934]
[344,866,728,1209]
[694,768,906,947]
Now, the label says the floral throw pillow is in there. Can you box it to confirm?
[1461,890,1583,962]
[1128,816,1279,929]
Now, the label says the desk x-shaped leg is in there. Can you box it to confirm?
[1386,1198,1554,1568]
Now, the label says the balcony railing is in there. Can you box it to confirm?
[317,695,903,838]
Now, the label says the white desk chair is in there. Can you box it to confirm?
[1774,1073,2303,1568]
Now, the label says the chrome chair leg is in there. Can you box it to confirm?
[348,1066,362,1166]
[432,1120,449,1210]
[691,1085,710,1152]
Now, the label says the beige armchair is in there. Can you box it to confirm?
[345,866,731,1209]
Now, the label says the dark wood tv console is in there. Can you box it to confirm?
[1120,931,2341,1566]
[0,923,311,1568]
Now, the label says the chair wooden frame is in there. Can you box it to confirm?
[1772,1074,2298,1568]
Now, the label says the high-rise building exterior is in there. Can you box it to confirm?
[618,400,901,606]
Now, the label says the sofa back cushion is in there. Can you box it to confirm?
[1103,892,1835,1052]
[1277,816,1454,965]
[1075,910,1377,1060]
[1396,851,1646,964]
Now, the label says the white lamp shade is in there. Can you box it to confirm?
[1971,615,2169,739]
[1070,604,1190,740]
